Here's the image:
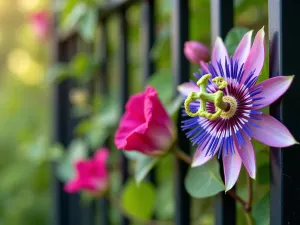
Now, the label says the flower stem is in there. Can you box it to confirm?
[174,148,192,164]
[244,212,253,225]
[226,190,247,208]
[246,174,253,212]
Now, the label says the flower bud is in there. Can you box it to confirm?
[184,41,210,64]
[114,86,175,157]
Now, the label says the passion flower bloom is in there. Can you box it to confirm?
[115,86,175,157]
[184,41,210,64]
[64,148,109,196]
[178,28,297,191]
[29,10,51,41]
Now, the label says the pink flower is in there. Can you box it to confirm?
[64,148,109,196]
[184,41,210,64]
[115,86,175,157]
[29,10,51,41]
[179,28,297,191]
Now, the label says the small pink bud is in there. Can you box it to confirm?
[29,10,51,41]
[184,41,210,64]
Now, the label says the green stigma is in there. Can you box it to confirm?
[184,74,229,120]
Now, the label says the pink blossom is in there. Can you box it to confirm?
[64,148,109,196]
[29,10,51,41]
[114,86,175,157]
[179,28,297,191]
[184,41,210,64]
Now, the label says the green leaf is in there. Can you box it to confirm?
[253,192,270,225]
[257,163,269,185]
[123,150,159,184]
[155,179,174,219]
[48,143,65,161]
[60,1,87,34]
[150,25,171,60]
[135,153,159,184]
[185,158,224,198]
[147,69,172,105]
[167,95,183,120]
[225,27,250,55]
[46,63,69,84]
[121,180,156,221]
[69,53,97,82]
[122,151,142,160]
[56,139,88,182]
[78,8,98,42]
[75,100,118,148]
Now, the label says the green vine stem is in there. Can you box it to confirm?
[244,212,253,225]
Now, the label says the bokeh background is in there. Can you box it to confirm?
[0,0,269,224]
[0,1,50,224]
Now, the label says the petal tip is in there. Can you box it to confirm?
[258,26,265,36]
[224,179,236,192]
[289,75,295,82]
[246,29,254,37]
[191,161,200,168]
[225,186,233,193]
[286,137,299,147]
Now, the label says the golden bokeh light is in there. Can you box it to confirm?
[0,1,8,10]
[7,48,44,85]
[18,0,40,12]
[8,48,31,74]
[19,62,44,85]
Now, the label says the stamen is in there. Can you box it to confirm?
[184,74,231,120]
[219,96,237,119]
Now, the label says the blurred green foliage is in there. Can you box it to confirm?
[0,0,51,224]
[1,0,270,224]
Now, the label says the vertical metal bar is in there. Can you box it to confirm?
[120,7,130,225]
[53,38,71,225]
[99,20,110,225]
[269,1,300,224]
[210,0,233,43]
[142,0,156,185]
[81,41,97,225]
[53,34,81,225]
[210,1,235,225]
[81,202,96,225]
[172,1,190,225]
[65,36,82,225]
[142,0,155,84]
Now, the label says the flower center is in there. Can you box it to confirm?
[218,96,237,119]
[184,74,231,120]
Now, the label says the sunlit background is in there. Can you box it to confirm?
[0,0,50,224]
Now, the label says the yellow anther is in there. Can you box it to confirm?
[212,77,228,89]
[184,75,229,120]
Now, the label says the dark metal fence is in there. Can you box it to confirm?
[53,0,300,224]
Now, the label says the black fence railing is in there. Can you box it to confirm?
[53,0,300,225]
[269,1,300,225]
